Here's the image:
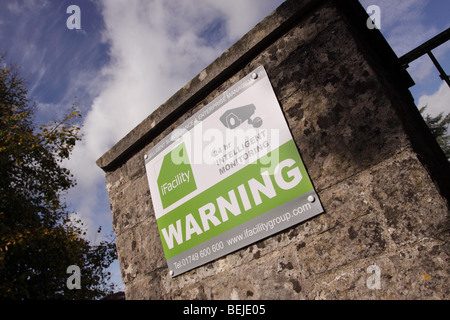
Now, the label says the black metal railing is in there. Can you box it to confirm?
[399,28,450,88]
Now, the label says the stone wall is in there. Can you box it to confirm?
[97,0,449,299]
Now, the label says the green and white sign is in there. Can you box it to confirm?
[145,66,323,276]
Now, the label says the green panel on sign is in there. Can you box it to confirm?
[157,139,313,259]
[157,142,197,209]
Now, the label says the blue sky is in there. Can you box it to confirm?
[1,0,449,292]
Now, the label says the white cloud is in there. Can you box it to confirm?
[6,2,21,14]
[205,0,283,41]
[418,82,450,117]
[6,0,50,15]
[407,54,434,83]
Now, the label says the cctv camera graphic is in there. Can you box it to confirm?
[220,104,263,129]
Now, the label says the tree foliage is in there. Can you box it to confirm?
[420,105,450,160]
[0,53,117,299]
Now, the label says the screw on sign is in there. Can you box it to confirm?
[366,264,381,290]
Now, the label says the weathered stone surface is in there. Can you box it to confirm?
[121,150,446,300]
[115,218,165,284]
[99,0,449,300]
